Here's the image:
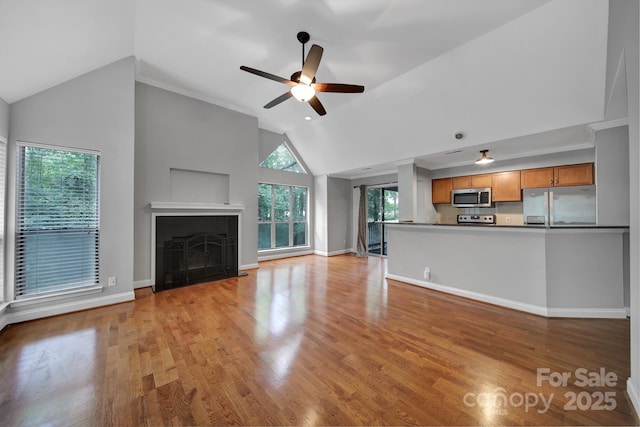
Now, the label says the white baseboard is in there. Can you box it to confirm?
[240,263,259,270]
[627,378,640,419]
[258,250,313,262]
[0,302,10,332]
[386,274,548,317]
[314,248,353,257]
[4,291,135,326]
[134,280,151,289]
[385,274,627,319]
[546,307,628,319]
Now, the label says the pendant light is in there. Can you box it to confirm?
[475,150,494,165]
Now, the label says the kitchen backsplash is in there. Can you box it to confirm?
[436,202,524,225]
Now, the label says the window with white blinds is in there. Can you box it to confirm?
[15,143,100,298]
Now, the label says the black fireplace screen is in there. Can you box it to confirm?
[155,215,238,291]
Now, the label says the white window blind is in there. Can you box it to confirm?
[15,144,100,298]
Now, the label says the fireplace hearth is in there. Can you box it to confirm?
[155,215,238,291]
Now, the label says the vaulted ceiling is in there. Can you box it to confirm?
[0,0,616,176]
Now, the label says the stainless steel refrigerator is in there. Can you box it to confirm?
[522,185,596,226]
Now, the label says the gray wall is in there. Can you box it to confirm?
[387,225,627,315]
[327,177,352,253]
[314,175,328,254]
[134,82,259,281]
[7,57,136,305]
[258,129,315,258]
[397,163,417,221]
[314,175,352,255]
[595,125,630,226]
[609,0,640,404]
[0,97,8,137]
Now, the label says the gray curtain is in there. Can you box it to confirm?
[356,185,368,257]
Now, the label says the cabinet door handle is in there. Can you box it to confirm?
[550,178,554,185]
[555,178,559,185]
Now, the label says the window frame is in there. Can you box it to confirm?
[258,142,308,174]
[14,141,101,299]
[258,183,308,251]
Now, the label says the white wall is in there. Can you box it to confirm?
[4,57,136,319]
[314,175,328,254]
[134,82,259,282]
[397,163,417,222]
[0,97,8,137]
[595,125,630,226]
[610,0,640,413]
[289,0,609,176]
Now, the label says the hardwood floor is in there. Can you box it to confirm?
[0,254,635,426]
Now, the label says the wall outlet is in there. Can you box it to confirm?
[424,267,431,280]
[108,276,117,287]
[505,216,512,224]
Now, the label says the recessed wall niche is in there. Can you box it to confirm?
[169,168,230,204]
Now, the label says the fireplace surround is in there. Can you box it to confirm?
[150,202,244,292]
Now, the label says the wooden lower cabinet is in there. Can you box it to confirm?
[491,171,521,202]
[432,178,452,204]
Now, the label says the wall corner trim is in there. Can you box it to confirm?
[626,379,640,421]
[313,249,353,257]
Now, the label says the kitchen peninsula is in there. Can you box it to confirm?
[386,223,629,318]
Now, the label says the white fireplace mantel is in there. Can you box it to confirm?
[149,202,245,212]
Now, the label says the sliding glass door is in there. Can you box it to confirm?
[367,186,398,256]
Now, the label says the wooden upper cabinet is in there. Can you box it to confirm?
[451,174,492,190]
[491,171,522,202]
[554,163,594,187]
[520,167,554,189]
[432,178,452,204]
[521,163,594,188]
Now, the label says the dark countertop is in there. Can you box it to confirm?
[388,221,629,230]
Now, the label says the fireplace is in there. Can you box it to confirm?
[151,203,243,292]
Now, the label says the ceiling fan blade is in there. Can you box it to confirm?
[308,96,327,116]
[264,91,293,109]
[312,83,365,93]
[240,66,296,86]
[300,44,323,85]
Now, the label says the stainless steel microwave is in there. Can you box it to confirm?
[451,188,492,208]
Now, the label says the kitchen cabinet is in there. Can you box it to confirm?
[554,163,594,187]
[432,178,452,204]
[521,163,594,188]
[491,171,521,202]
[451,174,492,190]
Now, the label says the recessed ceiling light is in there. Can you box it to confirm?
[304,116,311,121]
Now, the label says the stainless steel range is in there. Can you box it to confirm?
[457,214,495,225]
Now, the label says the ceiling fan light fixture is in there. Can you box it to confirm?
[291,84,315,102]
[475,149,494,165]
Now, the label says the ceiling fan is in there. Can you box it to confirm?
[240,31,365,116]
